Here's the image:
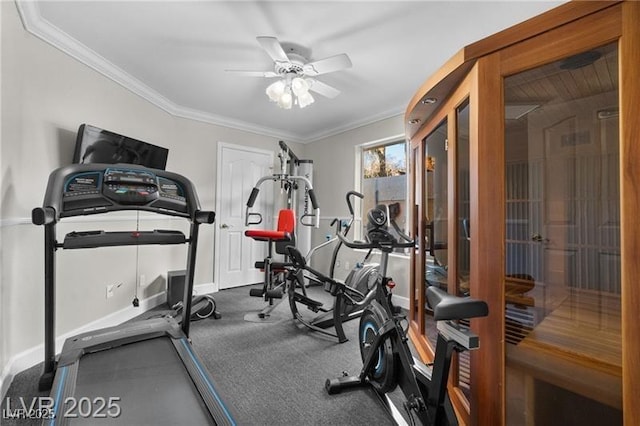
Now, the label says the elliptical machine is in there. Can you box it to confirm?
[325,205,489,426]
[286,190,379,342]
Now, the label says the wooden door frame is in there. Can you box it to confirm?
[619,2,640,424]
[409,71,475,423]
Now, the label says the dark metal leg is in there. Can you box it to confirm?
[40,223,56,391]
[428,334,457,424]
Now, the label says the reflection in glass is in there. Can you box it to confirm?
[412,145,422,324]
[424,119,448,349]
[457,100,471,296]
[504,43,621,425]
[456,100,471,399]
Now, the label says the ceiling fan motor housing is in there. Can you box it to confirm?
[275,52,307,75]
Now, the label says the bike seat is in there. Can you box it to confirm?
[426,286,488,321]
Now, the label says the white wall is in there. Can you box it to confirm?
[303,116,411,304]
[0,1,303,392]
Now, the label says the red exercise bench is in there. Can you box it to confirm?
[244,209,296,319]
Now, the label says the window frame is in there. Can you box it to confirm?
[355,134,409,253]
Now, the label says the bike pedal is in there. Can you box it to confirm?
[294,292,323,309]
[249,288,264,297]
[265,289,284,299]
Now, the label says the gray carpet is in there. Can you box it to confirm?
[2,284,393,425]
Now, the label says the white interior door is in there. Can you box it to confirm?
[215,143,274,289]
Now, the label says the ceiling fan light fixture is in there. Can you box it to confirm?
[266,80,286,102]
[277,89,293,109]
[266,77,313,109]
[291,77,310,96]
[297,91,315,108]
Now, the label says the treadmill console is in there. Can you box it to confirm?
[62,167,187,215]
[103,168,159,205]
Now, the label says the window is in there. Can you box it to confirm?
[360,140,408,251]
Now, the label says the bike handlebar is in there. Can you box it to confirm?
[346,190,363,216]
[335,225,415,251]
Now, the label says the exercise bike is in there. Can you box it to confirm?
[325,206,489,426]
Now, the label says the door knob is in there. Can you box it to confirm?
[531,233,548,242]
[220,223,232,229]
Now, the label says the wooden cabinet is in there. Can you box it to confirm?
[406,2,640,425]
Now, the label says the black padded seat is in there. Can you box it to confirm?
[426,286,489,321]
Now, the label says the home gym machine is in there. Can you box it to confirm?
[325,205,489,426]
[245,141,319,236]
[244,141,319,321]
[33,164,235,425]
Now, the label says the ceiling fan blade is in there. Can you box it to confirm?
[308,79,341,99]
[225,70,279,78]
[256,36,290,64]
[303,53,352,76]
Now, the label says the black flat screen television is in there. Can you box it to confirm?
[73,124,169,170]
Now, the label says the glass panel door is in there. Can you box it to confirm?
[457,100,471,296]
[455,100,471,398]
[412,143,423,326]
[424,119,448,347]
[504,42,621,426]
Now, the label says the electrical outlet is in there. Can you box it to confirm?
[106,284,115,299]
[344,261,350,270]
[140,274,146,287]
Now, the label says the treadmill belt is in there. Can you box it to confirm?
[71,337,214,425]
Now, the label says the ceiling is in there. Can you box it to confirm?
[17,1,565,143]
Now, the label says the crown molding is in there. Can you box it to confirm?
[14,1,403,145]
[303,108,404,143]
[14,0,306,143]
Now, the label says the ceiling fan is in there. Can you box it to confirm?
[226,36,352,109]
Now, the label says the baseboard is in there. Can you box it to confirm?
[0,282,216,399]
[194,282,217,296]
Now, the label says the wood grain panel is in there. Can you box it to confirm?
[465,1,620,60]
[410,73,474,422]
[504,43,618,105]
[620,2,640,425]
[406,2,621,142]
[470,54,505,426]
[500,5,621,77]
[405,49,467,137]
[410,143,426,331]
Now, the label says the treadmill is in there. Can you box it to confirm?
[32,163,236,425]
